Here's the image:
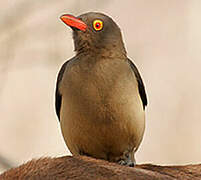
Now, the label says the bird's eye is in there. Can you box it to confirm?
[93,20,103,31]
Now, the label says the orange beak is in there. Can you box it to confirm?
[60,14,87,32]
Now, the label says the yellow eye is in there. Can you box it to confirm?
[93,20,103,31]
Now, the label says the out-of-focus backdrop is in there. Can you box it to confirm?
[1,0,201,173]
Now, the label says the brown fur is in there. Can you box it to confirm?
[1,156,201,180]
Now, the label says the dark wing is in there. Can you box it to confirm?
[127,59,148,109]
[55,60,72,121]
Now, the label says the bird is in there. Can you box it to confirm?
[55,12,147,167]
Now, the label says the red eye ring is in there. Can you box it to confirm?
[93,20,103,31]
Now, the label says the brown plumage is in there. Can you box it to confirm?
[56,12,147,166]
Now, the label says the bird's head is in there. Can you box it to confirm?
[60,12,126,57]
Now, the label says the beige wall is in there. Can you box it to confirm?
[1,0,201,173]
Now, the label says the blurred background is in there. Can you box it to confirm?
[1,0,201,173]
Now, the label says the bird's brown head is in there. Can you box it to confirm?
[60,12,126,57]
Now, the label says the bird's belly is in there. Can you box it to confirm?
[60,77,145,160]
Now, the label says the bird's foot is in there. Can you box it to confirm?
[117,151,136,167]
[118,159,135,167]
